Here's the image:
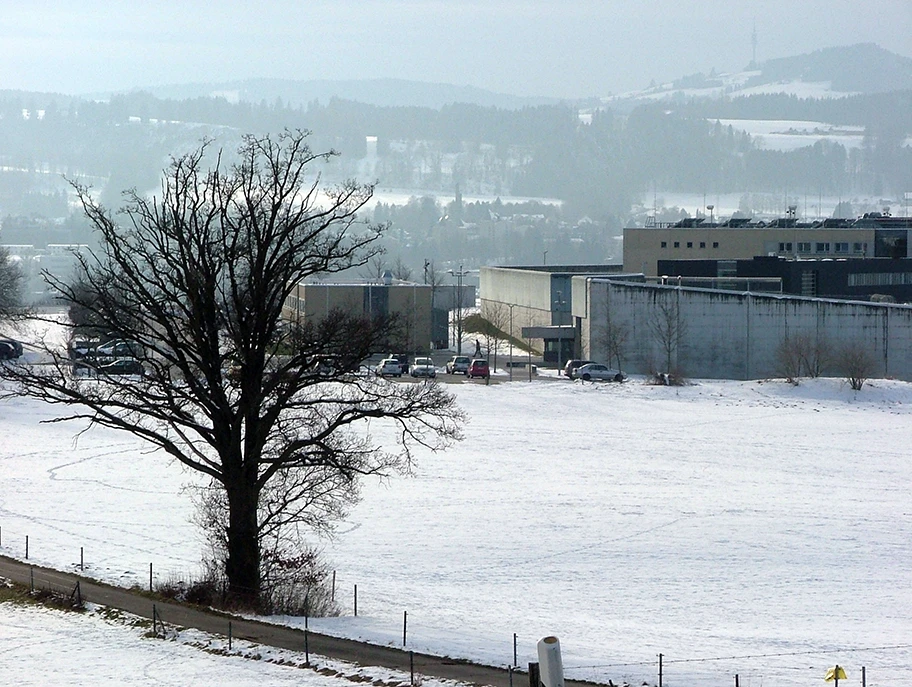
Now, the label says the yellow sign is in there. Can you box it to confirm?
[824,666,847,682]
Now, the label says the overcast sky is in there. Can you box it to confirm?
[1,1,910,99]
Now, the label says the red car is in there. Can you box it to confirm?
[467,359,490,379]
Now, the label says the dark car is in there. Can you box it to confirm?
[0,338,22,360]
[467,358,490,379]
[562,359,594,378]
[96,357,145,376]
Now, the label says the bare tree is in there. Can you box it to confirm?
[361,254,388,281]
[599,318,629,372]
[0,246,24,318]
[481,302,512,371]
[0,132,462,609]
[775,332,829,383]
[392,256,413,282]
[837,339,878,391]
[775,335,804,384]
[649,294,687,376]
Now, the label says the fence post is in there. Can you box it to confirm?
[152,604,157,636]
[228,621,232,650]
[29,566,33,593]
[410,651,415,686]
[25,535,28,559]
[513,632,518,667]
[735,674,739,687]
[528,661,540,687]
[862,666,866,687]
[331,570,336,601]
[80,546,84,571]
[149,563,153,593]
[403,610,408,646]
[354,584,358,617]
[509,665,514,687]
[658,653,663,687]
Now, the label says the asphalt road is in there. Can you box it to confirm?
[0,554,598,687]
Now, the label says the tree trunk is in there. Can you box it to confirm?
[225,481,261,609]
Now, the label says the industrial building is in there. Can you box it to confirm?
[624,213,912,276]
[283,275,434,355]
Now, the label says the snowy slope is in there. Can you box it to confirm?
[0,375,910,686]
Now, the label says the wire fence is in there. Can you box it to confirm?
[1,522,910,687]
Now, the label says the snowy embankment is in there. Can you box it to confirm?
[1,372,911,687]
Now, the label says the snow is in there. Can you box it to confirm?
[1,370,911,686]
[714,118,867,152]
[0,600,456,687]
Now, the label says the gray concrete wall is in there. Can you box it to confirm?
[580,278,912,380]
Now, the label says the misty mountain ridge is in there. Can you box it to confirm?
[111,78,563,111]
[86,43,910,112]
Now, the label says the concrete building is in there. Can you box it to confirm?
[624,213,912,276]
[284,276,434,355]
[575,277,912,381]
[479,264,624,363]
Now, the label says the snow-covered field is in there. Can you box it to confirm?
[0,600,455,687]
[1,370,911,687]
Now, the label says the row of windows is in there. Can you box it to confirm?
[658,240,868,254]
[779,242,867,254]
[848,272,912,286]
[660,241,720,249]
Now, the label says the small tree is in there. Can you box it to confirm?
[0,246,24,318]
[775,335,804,384]
[599,319,629,372]
[649,294,686,376]
[837,339,878,391]
[1,131,463,609]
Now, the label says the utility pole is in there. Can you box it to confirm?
[448,265,469,355]
[507,303,516,381]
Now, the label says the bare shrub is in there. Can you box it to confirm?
[776,333,829,383]
[837,339,878,391]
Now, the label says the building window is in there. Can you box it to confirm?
[712,241,719,248]
[674,241,680,248]
[835,242,849,253]
[778,242,793,252]
[815,242,830,253]
[797,242,811,252]
[853,242,865,253]
[661,241,667,248]
[699,242,706,248]
[686,241,693,248]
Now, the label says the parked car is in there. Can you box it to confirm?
[96,339,141,358]
[467,358,490,379]
[576,363,626,382]
[409,356,437,378]
[445,355,471,374]
[0,338,23,360]
[96,357,145,377]
[375,358,403,377]
[386,353,410,375]
[563,359,594,378]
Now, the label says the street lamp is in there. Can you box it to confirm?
[447,265,469,355]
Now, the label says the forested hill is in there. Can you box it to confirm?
[749,43,912,93]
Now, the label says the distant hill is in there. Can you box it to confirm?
[750,43,912,93]
[602,43,912,111]
[114,78,562,111]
